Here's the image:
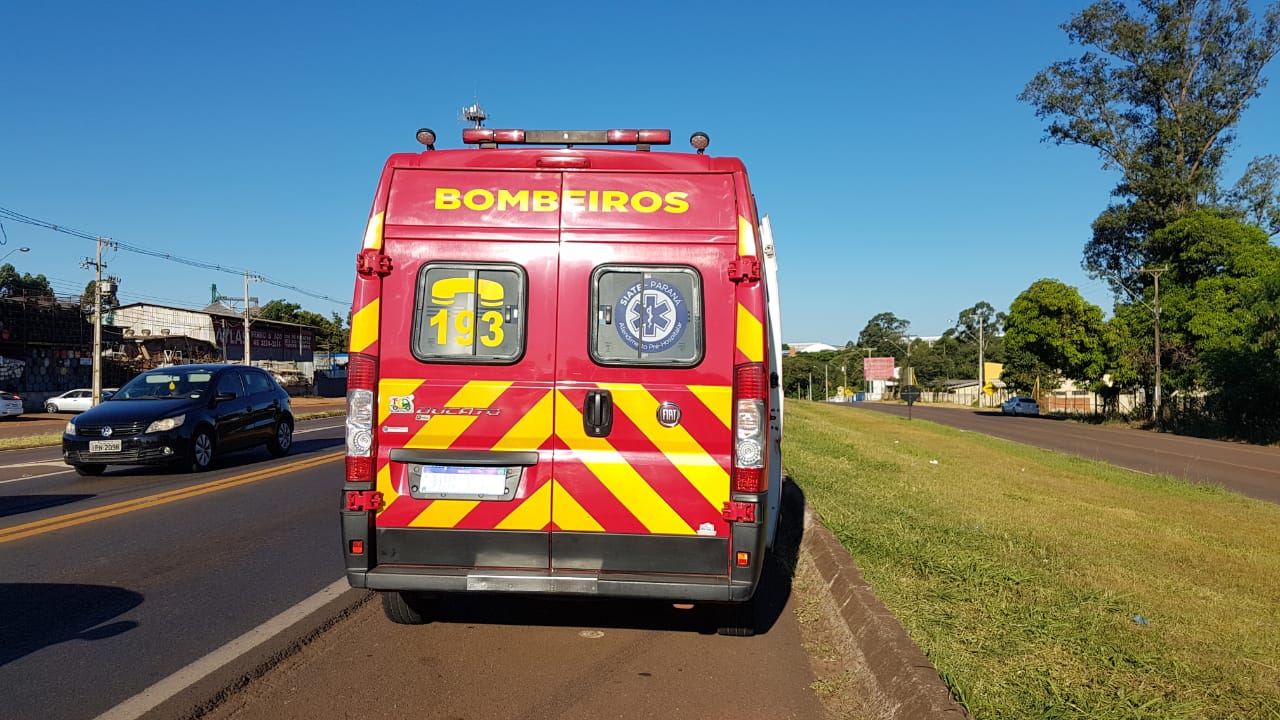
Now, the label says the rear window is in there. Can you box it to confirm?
[590,265,703,366]
[411,263,526,363]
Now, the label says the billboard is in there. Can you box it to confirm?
[863,356,896,380]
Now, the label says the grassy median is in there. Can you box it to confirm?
[784,400,1280,719]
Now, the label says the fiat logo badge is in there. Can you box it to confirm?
[101,426,114,437]
[656,402,682,428]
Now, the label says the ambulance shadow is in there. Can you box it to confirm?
[427,480,807,636]
[0,583,141,667]
[0,494,95,519]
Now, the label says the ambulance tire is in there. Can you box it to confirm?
[382,591,435,625]
[715,597,758,637]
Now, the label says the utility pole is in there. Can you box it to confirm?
[217,272,261,365]
[81,237,116,405]
[1140,267,1168,425]
[243,270,253,365]
[978,315,985,408]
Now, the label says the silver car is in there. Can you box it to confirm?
[1001,396,1040,416]
[45,388,116,413]
[0,390,24,419]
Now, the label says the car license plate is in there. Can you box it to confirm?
[413,465,507,497]
[89,440,122,453]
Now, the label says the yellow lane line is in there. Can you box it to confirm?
[0,451,344,544]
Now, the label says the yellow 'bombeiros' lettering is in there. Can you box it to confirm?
[434,188,690,213]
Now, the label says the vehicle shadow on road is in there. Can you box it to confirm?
[0,493,94,519]
[0,583,141,667]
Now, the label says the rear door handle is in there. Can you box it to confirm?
[583,389,613,438]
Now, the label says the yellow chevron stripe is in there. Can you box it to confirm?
[492,390,554,452]
[375,461,399,513]
[601,384,729,510]
[496,480,552,530]
[555,390,691,535]
[738,214,756,256]
[688,385,731,429]
[550,479,605,532]
[350,298,380,354]
[736,303,763,362]
[406,381,513,449]
[362,211,385,250]
[409,498,478,528]
[378,379,426,426]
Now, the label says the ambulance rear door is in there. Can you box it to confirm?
[550,170,742,586]
[371,167,561,573]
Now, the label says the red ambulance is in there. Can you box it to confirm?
[340,126,783,635]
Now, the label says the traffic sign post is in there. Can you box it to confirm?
[901,385,921,420]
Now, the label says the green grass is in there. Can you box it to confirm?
[784,400,1280,720]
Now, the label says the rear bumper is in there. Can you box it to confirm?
[342,509,769,604]
[347,566,758,602]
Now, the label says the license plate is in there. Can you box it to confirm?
[413,465,508,497]
[89,439,122,453]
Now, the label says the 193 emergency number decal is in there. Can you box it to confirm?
[616,279,688,352]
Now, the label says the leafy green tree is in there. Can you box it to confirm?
[259,299,349,354]
[1151,212,1280,437]
[1003,279,1109,394]
[0,264,54,298]
[1020,0,1280,289]
[855,312,911,361]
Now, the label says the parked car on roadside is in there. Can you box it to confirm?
[1001,396,1040,416]
[0,390,24,419]
[44,388,117,414]
[62,364,294,476]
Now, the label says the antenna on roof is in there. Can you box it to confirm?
[461,100,487,128]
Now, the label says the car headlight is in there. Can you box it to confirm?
[146,414,186,433]
[65,421,76,435]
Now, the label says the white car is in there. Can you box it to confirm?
[44,388,116,414]
[0,390,23,419]
[1000,396,1040,416]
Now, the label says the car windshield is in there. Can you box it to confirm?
[114,370,214,399]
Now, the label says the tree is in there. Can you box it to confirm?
[0,264,54,298]
[1020,0,1280,289]
[258,299,349,354]
[1003,279,1109,393]
[855,312,911,361]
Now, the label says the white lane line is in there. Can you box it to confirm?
[94,578,352,720]
[0,469,73,484]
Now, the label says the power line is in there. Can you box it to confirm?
[0,205,348,307]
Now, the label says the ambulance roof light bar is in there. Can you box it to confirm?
[461,128,672,151]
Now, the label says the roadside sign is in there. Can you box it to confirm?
[863,356,895,380]
[901,385,921,404]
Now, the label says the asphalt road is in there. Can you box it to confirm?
[0,417,348,720]
[841,402,1280,503]
[0,414,829,720]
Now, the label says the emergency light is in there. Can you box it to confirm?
[462,128,672,148]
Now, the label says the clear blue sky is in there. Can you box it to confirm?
[2,1,1276,344]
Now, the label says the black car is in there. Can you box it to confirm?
[62,364,295,476]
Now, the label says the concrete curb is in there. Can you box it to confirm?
[800,500,971,719]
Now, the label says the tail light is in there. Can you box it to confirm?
[732,363,767,493]
[346,352,377,482]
